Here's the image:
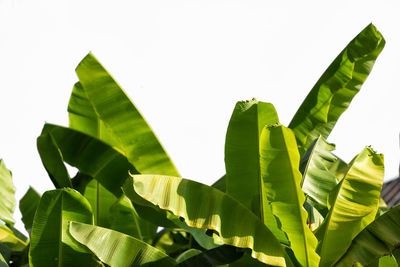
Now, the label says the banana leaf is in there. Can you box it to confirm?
[289,24,385,156]
[224,99,279,215]
[177,245,243,267]
[334,205,400,266]
[39,123,135,196]
[152,229,191,257]
[0,224,26,251]
[176,249,202,263]
[0,160,15,225]
[0,242,11,264]
[315,147,384,267]
[74,53,179,176]
[211,175,225,192]
[68,82,120,147]
[0,252,7,267]
[109,194,157,243]
[224,100,289,246]
[29,188,96,267]
[301,136,339,216]
[123,175,292,266]
[365,255,398,267]
[19,187,41,234]
[69,222,176,267]
[83,179,116,228]
[37,132,72,188]
[259,125,320,266]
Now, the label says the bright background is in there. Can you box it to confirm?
[1,0,400,229]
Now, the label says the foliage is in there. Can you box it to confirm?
[0,23,397,266]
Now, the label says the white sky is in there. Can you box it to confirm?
[1,1,400,229]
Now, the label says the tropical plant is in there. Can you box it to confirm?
[0,23,398,266]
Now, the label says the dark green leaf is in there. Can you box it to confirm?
[177,245,243,267]
[19,186,41,234]
[37,132,72,188]
[29,188,97,267]
[39,124,136,196]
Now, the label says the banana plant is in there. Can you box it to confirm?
[0,23,398,267]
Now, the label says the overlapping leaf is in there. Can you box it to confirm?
[224,100,289,245]
[29,188,97,267]
[39,124,135,196]
[74,53,179,176]
[315,147,384,267]
[225,99,279,214]
[83,180,116,228]
[37,132,72,188]
[69,222,176,267]
[109,194,157,243]
[0,224,26,252]
[335,205,400,266]
[259,125,320,266]
[123,175,291,266]
[301,136,339,216]
[289,24,385,156]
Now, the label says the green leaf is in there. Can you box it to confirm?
[315,147,384,267]
[0,160,15,225]
[109,194,157,243]
[124,175,291,266]
[335,205,400,266]
[177,245,243,267]
[37,132,72,188]
[74,53,179,176]
[69,222,176,267]
[223,100,289,246]
[211,175,225,192]
[0,252,7,267]
[29,188,96,267]
[365,255,398,267]
[0,224,27,251]
[19,187,41,234]
[301,136,339,216]
[289,24,385,156]
[153,229,191,257]
[225,99,279,214]
[175,249,202,263]
[83,180,116,228]
[260,125,320,266]
[68,82,120,147]
[39,124,135,196]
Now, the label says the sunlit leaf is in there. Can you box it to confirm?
[289,24,385,156]
[69,222,176,267]
[259,125,320,266]
[124,175,291,266]
[0,160,15,226]
[315,147,384,267]
[335,205,400,266]
[74,53,179,176]
[301,136,339,216]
